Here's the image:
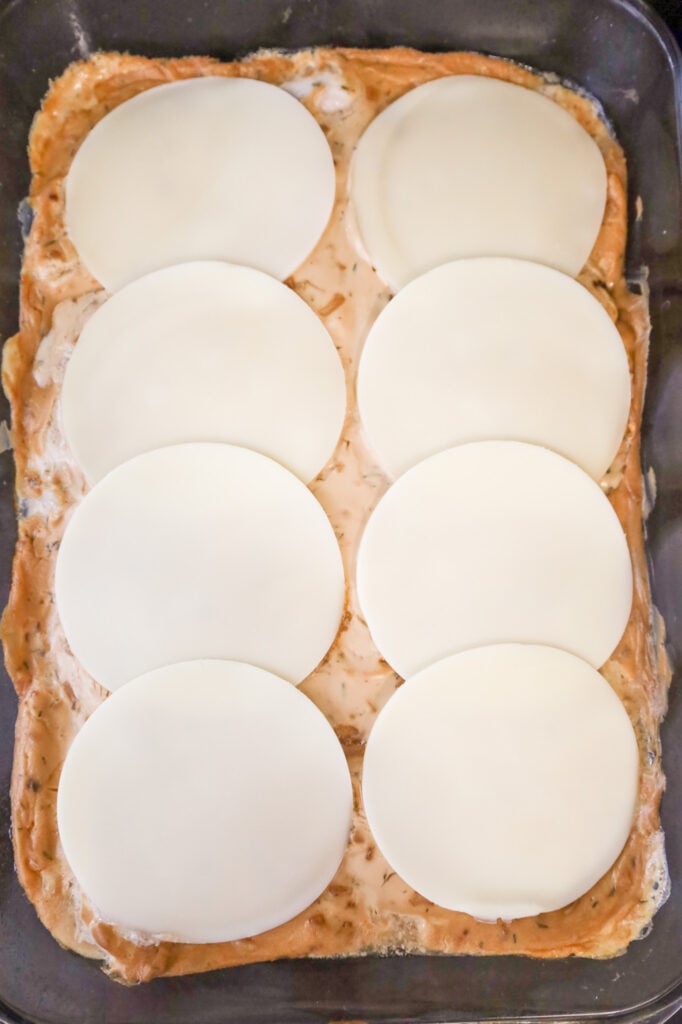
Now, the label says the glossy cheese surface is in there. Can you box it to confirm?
[65,77,336,289]
[58,659,353,942]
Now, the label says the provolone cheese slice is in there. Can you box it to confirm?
[362,644,638,921]
[58,659,353,943]
[356,441,632,676]
[65,77,335,290]
[358,258,630,481]
[350,75,607,289]
[62,261,346,484]
[55,443,344,691]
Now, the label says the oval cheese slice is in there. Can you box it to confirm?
[65,77,335,290]
[350,75,607,290]
[362,643,639,921]
[356,441,632,676]
[55,443,344,691]
[358,258,630,481]
[58,659,353,943]
[62,261,346,484]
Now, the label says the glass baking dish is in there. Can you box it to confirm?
[0,0,680,1021]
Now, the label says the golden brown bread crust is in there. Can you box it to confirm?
[1,46,671,983]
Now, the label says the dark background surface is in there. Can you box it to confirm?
[652,0,681,39]
[631,18,680,1024]
[0,1,681,1023]
[646,4,681,1021]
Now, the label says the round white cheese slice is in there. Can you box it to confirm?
[65,77,336,290]
[350,75,607,290]
[362,643,639,921]
[55,443,344,691]
[61,261,346,485]
[356,441,632,676]
[58,659,353,943]
[358,258,630,481]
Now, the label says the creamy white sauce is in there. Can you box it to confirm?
[283,67,353,113]
[33,292,107,389]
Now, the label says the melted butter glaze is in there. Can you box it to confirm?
[1,47,670,982]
